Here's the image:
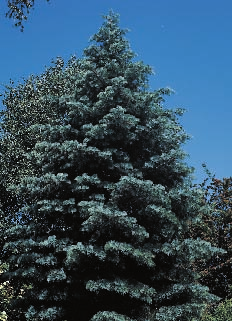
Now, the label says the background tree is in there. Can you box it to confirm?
[0,56,79,320]
[187,174,232,303]
[0,55,80,225]
[200,298,232,321]
[1,12,225,321]
[5,0,50,31]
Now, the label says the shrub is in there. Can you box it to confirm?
[200,298,232,321]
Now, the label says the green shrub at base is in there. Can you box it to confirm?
[200,299,232,321]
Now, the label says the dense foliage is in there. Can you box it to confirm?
[188,175,232,301]
[0,55,79,227]
[200,298,232,321]
[0,12,224,320]
[0,55,79,320]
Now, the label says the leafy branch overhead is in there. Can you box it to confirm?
[5,0,50,30]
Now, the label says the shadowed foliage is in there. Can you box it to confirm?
[187,174,232,316]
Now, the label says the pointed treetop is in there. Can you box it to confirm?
[84,10,135,62]
[102,10,120,26]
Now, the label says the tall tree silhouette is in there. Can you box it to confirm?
[1,12,224,321]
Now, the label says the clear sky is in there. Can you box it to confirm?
[0,0,232,184]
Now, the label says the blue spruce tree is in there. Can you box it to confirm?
[1,11,225,321]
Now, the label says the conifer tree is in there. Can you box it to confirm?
[1,11,225,321]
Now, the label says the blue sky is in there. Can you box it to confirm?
[0,0,232,184]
